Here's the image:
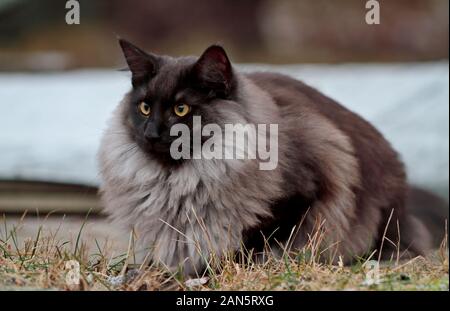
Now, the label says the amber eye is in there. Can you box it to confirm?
[139,102,151,116]
[174,103,190,117]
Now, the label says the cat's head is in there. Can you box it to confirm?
[118,39,240,164]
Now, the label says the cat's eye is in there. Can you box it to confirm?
[139,102,151,116]
[174,103,190,117]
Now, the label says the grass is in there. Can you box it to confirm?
[0,213,448,291]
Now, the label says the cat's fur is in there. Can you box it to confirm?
[98,39,446,276]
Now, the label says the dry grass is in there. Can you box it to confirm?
[0,213,448,291]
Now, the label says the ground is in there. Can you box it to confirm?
[0,215,448,291]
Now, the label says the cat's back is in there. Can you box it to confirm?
[246,70,406,215]
[246,71,376,132]
[246,71,400,161]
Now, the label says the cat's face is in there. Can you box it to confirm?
[119,39,237,164]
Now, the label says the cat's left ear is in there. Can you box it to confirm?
[192,45,234,97]
[118,38,159,87]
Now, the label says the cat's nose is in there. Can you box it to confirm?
[144,124,161,141]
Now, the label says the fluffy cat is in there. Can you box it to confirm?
[98,39,447,276]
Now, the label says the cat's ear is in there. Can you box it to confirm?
[192,45,234,97]
[118,38,158,87]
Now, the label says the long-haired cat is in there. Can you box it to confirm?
[98,39,448,276]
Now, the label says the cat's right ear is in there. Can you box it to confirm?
[192,45,234,97]
[118,39,158,87]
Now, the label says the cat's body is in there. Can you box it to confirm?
[98,40,446,276]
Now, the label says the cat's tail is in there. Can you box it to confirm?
[399,186,449,255]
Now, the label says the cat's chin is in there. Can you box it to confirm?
[149,141,171,153]
[141,145,185,167]
[152,153,186,167]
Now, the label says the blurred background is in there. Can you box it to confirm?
[0,0,448,70]
[0,0,448,218]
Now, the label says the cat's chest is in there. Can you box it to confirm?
[108,151,278,236]
[132,161,224,221]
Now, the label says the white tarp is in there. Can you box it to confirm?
[0,62,448,199]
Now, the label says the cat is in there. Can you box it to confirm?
[98,38,448,276]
